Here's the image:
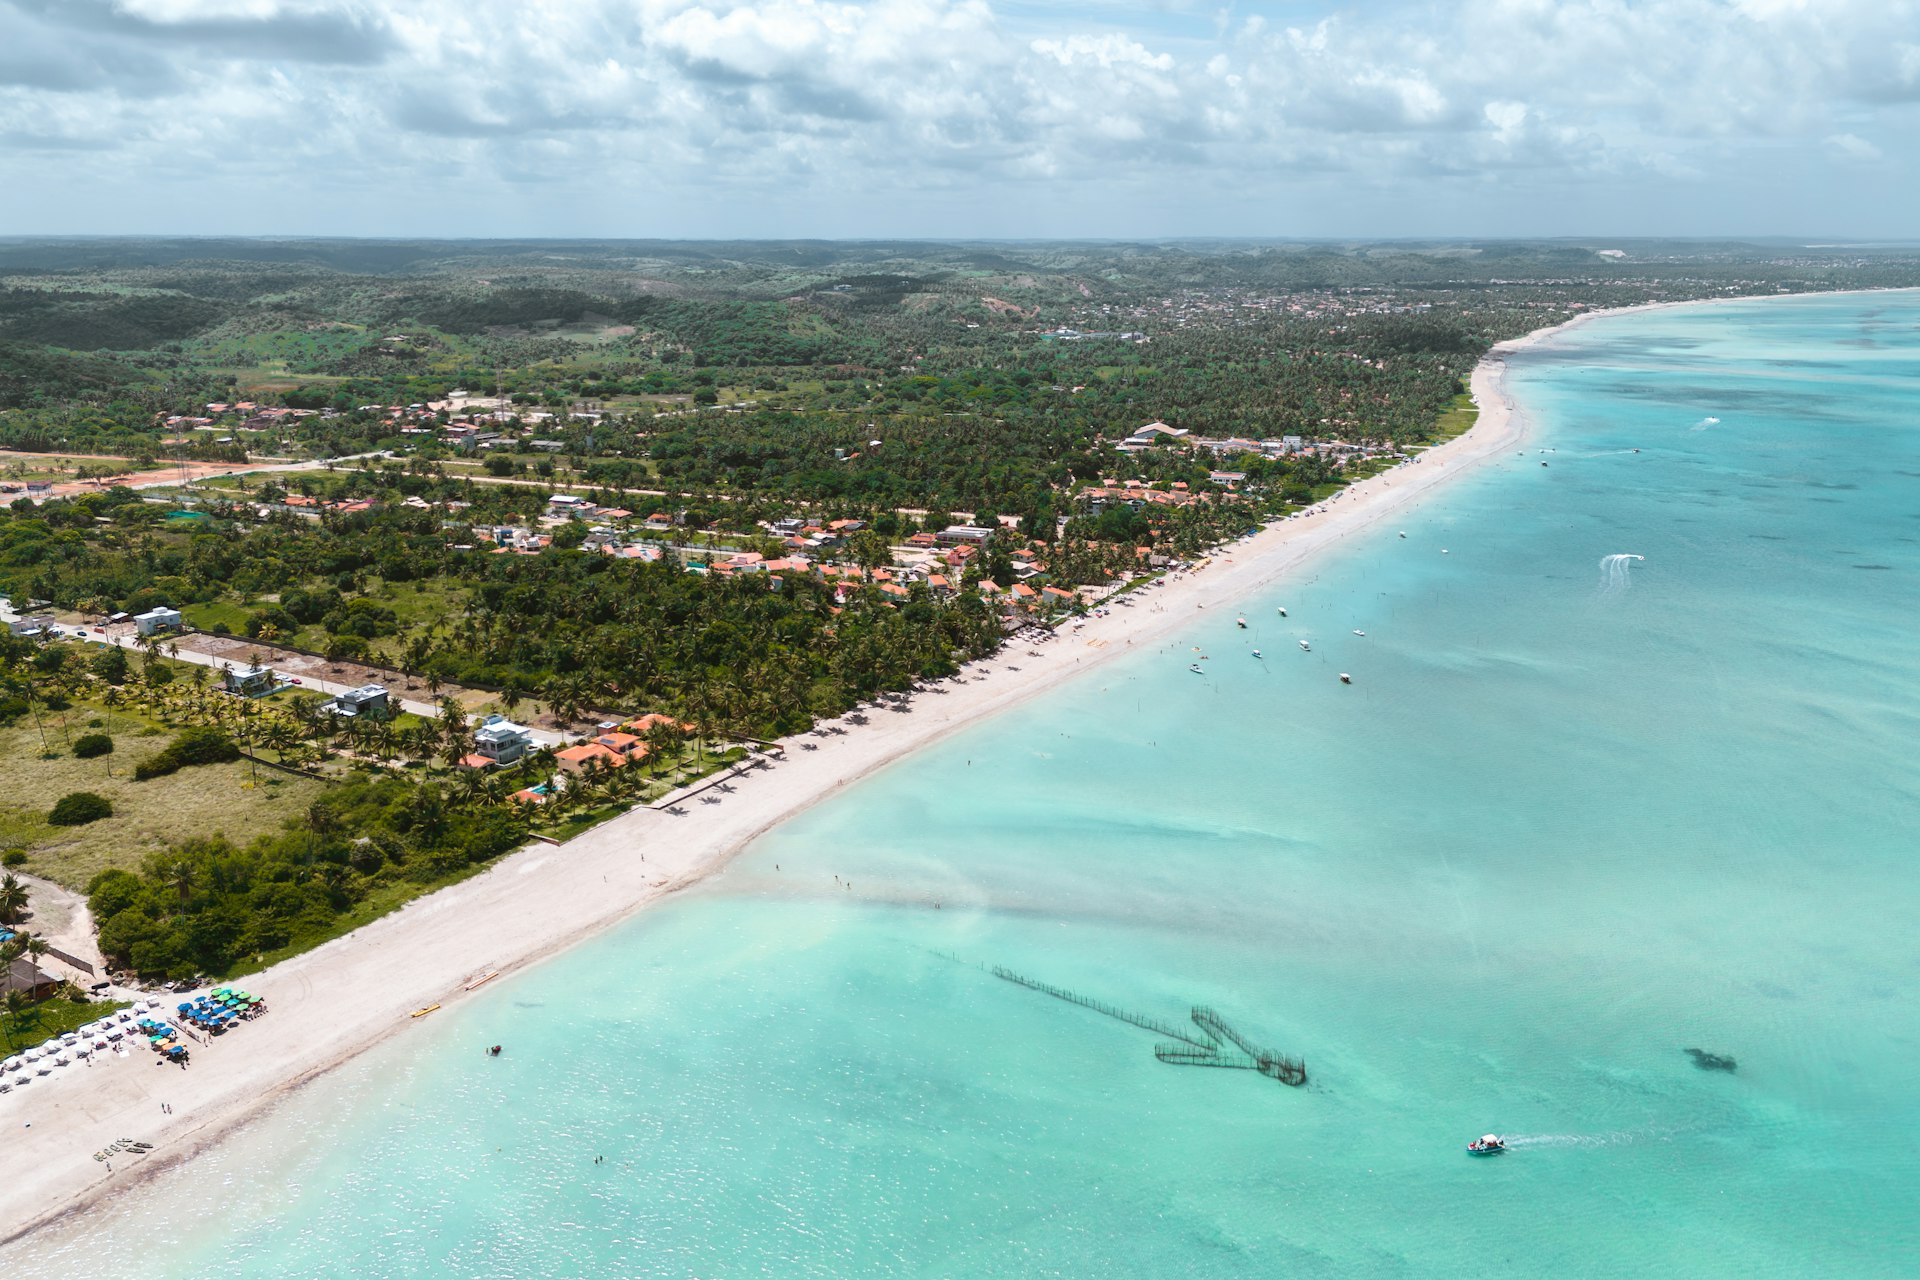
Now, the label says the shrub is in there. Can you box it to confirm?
[73,733,114,759]
[323,599,399,639]
[135,727,239,779]
[282,585,343,625]
[246,604,298,639]
[170,727,240,766]
[133,755,178,780]
[92,647,129,685]
[49,791,114,826]
[2,848,26,867]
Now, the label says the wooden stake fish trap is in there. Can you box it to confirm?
[990,966,1307,1087]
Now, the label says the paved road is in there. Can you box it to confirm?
[84,631,567,746]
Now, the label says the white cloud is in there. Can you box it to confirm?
[0,0,1915,235]
[1825,131,1882,161]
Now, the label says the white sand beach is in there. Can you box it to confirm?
[0,314,1567,1245]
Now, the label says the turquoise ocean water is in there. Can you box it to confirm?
[8,293,1920,1277]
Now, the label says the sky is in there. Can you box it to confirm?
[0,0,1913,239]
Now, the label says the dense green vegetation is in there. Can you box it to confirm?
[86,776,528,979]
[5,237,1917,458]
[2,237,1914,981]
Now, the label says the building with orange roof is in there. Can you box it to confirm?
[555,742,628,774]
[623,713,693,735]
[593,731,645,757]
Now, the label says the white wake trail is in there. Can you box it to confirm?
[1503,1129,1666,1151]
[1598,553,1645,595]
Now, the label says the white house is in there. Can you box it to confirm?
[133,607,182,636]
[466,715,535,767]
[322,684,392,719]
[220,664,278,697]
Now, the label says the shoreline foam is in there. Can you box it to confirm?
[0,290,1838,1248]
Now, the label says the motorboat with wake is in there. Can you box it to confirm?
[1466,1134,1507,1156]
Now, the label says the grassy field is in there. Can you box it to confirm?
[1425,392,1480,445]
[0,707,327,892]
[180,600,252,635]
[1,995,129,1053]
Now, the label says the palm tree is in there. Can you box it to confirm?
[2,990,34,1049]
[304,803,340,864]
[643,719,684,779]
[162,859,196,905]
[0,873,28,926]
[455,768,488,807]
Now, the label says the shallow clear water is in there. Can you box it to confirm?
[8,293,1920,1277]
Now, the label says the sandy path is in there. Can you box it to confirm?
[0,316,1561,1246]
